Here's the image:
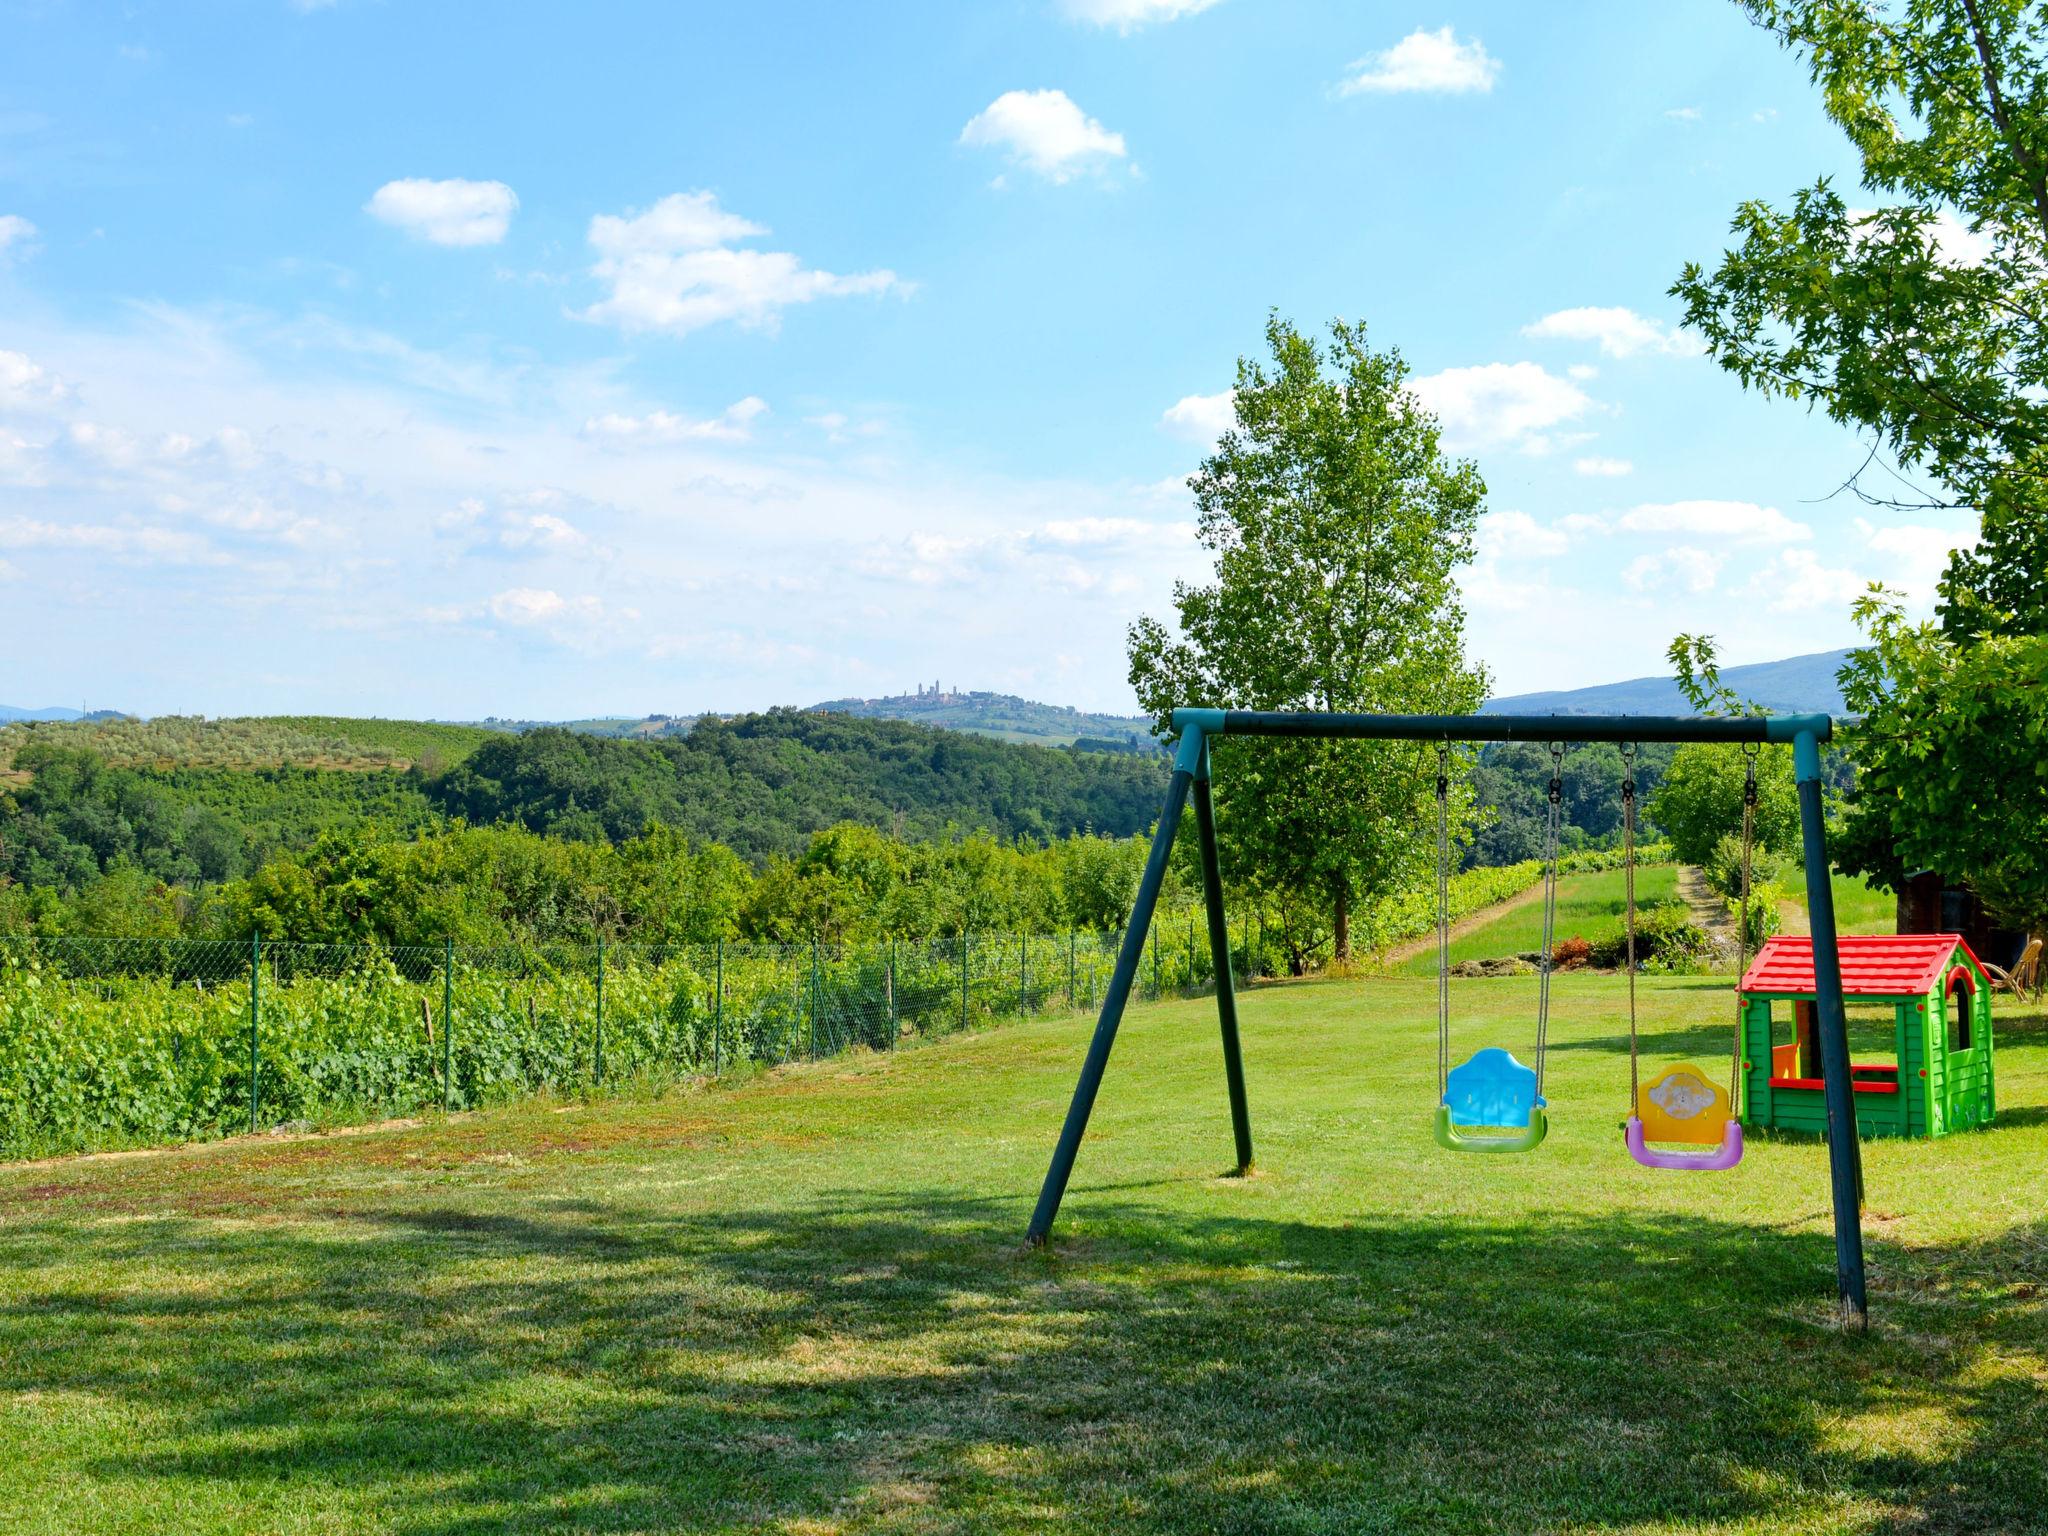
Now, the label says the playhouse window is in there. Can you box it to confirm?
[1765,999,1900,1086]
[1946,971,1975,1052]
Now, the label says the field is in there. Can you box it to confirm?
[0,715,502,774]
[3,973,2043,1534]
[1397,864,1681,974]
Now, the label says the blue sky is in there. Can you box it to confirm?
[0,0,1978,718]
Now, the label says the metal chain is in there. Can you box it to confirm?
[1622,743,1640,1110]
[1732,744,1760,1101]
[1534,742,1564,1093]
[1435,742,1452,1098]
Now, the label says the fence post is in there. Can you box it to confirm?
[810,936,822,1058]
[1151,922,1160,998]
[1068,929,1077,1009]
[442,938,454,1110]
[960,933,970,1030]
[594,937,606,1085]
[1019,934,1028,1015]
[712,936,724,1076]
[248,930,261,1134]
[1188,918,1197,997]
[887,937,897,1047]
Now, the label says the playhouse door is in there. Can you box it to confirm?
[1937,969,1988,1133]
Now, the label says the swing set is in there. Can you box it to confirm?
[1024,708,1873,1329]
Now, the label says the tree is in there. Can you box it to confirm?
[1674,0,2048,536]
[1675,1,2048,932]
[1126,314,1488,961]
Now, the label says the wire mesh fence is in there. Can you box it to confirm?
[0,919,1266,1160]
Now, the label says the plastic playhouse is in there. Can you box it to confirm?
[1737,933,1995,1139]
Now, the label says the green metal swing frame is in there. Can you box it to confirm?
[1023,707,1873,1329]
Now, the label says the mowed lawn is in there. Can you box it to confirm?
[1399,864,1681,974]
[2,974,2045,1534]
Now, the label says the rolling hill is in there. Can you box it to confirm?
[807,688,1154,748]
[1482,649,1851,717]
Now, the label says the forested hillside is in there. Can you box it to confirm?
[429,712,1167,860]
[806,689,1154,747]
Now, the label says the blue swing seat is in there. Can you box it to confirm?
[1435,1047,1548,1153]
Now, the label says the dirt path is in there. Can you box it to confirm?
[1379,881,1550,965]
[1676,865,1734,939]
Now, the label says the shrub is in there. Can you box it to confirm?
[1590,902,1711,972]
[1551,935,1594,970]
[1726,880,1785,951]
[1702,832,1786,899]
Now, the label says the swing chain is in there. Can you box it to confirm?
[1534,743,1566,1094]
[1435,743,1452,1098]
[1732,743,1761,1099]
[1621,743,1640,1109]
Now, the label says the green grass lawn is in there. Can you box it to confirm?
[1820,869,1898,936]
[1399,864,1681,974]
[2,974,2044,1534]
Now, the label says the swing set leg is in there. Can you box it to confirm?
[1027,765,1194,1245]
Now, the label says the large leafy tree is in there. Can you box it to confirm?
[1676,0,2048,933]
[1127,315,1487,961]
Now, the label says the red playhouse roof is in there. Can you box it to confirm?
[1738,933,1979,998]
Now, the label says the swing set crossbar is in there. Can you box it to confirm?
[1177,708,1832,747]
[1024,706,1870,1331]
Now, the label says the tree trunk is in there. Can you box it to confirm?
[1333,881,1351,961]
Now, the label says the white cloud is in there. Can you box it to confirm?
[1746,548,1867,612]
[1556,512,1610,537]
[0,514,222,564]
[1058,0,1222,30]
[1574,456,1632,477]
[491,587,576,624]
[1847,206,1996,267]
[1752,107,1779,124]
[1624,546,1723,593]
[1665,106,1701,122]
[0,215,38,261]
[806,411,887,444]
[1408,362,1592,454]
[1855,516,1973,601]
[856,516,1194,596]
[1618,499,1811,544]
[1339,27,1500,96]
[365,178,518,247]
[0,350,72,410]
[1161,390,1235,442]
[960,90,1128,183]
[1566,363,1599,381]
[1478,509,1569,561]
[584,397,768,444]
[578,191,903,338]
[1522,306,1699,359]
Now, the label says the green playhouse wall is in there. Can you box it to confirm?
[1737,949,1995,1141]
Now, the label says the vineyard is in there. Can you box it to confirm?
[0,845,1669,1162]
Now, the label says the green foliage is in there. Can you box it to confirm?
[1650,743,1800,869]
[430,713,1168,861]
[806,690,1155,748]
[1836,591,2048,932]
[1675,4,2048,933]
[0,920,1224,1159]
[254,717,504,768]
[1126,315,1487,956]
[1675,0,2048,524]
[1589,902,1714,974]
[1727,881,1788,951]
[1468,741,1678,865]
[1702,831,1788,900]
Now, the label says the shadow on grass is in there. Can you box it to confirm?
[3,1183,2046,1534]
